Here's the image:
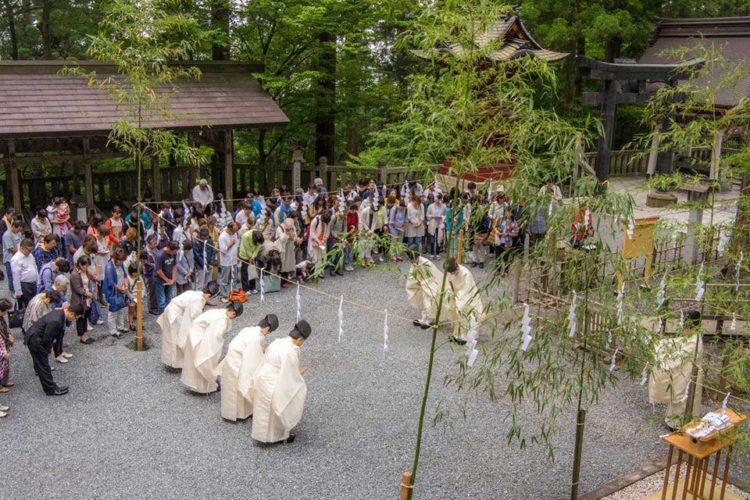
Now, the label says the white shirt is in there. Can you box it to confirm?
[11,250,38,293]
[235,210,251,227]
[192,184,214,206]
[218,230,238,267]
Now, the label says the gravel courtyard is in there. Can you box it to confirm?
[0,264,737,499]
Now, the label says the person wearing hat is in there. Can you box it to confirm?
[251,319,312,444]
[444,257,484,345]
[180,302,243,394]
[313,177,328,197]
[157,281,220,369]
[192,178,215,208]
[217,313,279,421]
[649,309,704,430]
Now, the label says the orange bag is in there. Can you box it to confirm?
[228,289,247,303]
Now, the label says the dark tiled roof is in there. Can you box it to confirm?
[639,17,750,107]
[0,61,289,138]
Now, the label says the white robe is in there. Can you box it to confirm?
[649,333,703,421]
[156,290,206,369]
[446,265,485,333]
[251,337,307,443]
[406,257,443,320]
[217,326,265,421]
[180,309,232,394]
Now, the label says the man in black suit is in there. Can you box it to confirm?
[24,304,83,396]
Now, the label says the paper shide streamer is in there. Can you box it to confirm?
[609,348,619,372]
[338,295,344,343]
[656,274,666,310]
[521,303,533,351]
[383,309,390,358]
[259,269,265,303]
[695,263,705,302]
[616,283,625,325]
[640,365,649,386]
[737,251,744,293]
[296,282,301,322]
[568,291,578,338]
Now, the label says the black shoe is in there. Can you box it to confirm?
[273,433,296,444]
[47,386,69,396]
[336,270,344,276]
[419,323,431,330]
[329,270,336,277]
[412,320,422,327]
[449,335,467,345]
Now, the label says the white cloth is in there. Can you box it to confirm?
[10,251,38,294]
[180,308,232,393]
[156,290,206,368]
[192,184,214,206]
[217,326,265,421]
[218,230,239,267]
[251,337,307,443]
[406,257,443,320]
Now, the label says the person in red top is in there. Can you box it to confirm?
[344,202,359,272]
[570,207,594,249]
[105,206,125,248]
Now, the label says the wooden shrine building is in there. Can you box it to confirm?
[0,60,288,215]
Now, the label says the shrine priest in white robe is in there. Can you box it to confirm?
[649,309,704,430]
[180,302,243,394]
[445,258,484,345]
[406,247,443,329]
[252,320,312,444]
[217,314,279,421]
[157,281,219,369]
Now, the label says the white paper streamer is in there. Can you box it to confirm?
[259,268,265,303]
[202,241,208,272]
[682,379,691,403]
[640,365,649,386]
[383,309,390,358]
[656,274,666,309]
[731,312,737,331]
[679,310,684,329]
[467,348,479,367]
[295,282,301,322]
[568,291,578,338]
[616,283,625,325]
[626,217,635,240]
[521,303,532,351]
[486,180,493,202]
[338,189,346,214]
[695,263,705,302]
[338,295,344,343]
[547,200,553,217]
[609,348,619,372]
[607,330,613,347]
[182,200,191,228]
[722,392,731,413]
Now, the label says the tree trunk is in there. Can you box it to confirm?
[346,116,358,157]
[604,36,622,63]
[257,129,269,193]
[39,0,52,58]
[210,0,230,60]
[2,0,18,59]
[314,31,336,163]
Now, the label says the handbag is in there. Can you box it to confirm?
[228,289,247,303]
[262,274,281,293]
[89,299,100,325]
[8,301,23,329]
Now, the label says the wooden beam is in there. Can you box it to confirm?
[7,140,22,214]
[151,155,161,202]
[0,151,128,166]
[224,130,234,211]
[83,138,95,213]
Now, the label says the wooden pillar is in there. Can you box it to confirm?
[379,161,388,186]
[151,155,161,202]
[224,130,234,211]
[6,140,22,214]
[594,79,619,189]
[685,206,704,265]
[83,138,95,213]
[292,148,303,191]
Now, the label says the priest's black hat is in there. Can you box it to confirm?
[260,314,279,331]
[203,281,220,297]
[228,301,244,317]
[291,320,312,339]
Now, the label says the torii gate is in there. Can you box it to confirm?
[578,57,704,189]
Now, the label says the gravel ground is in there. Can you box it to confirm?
[0,263,744,499]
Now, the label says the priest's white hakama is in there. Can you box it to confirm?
[446,264,484,337]
[217,326,265,421]
[180,308,233,394]
[251,337,307,443]
[649,333,704,427]
[406,257,443,322]
[156,290,207,369]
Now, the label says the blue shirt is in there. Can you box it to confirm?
[32,246,58,269]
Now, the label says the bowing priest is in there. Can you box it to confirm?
[444,258,484,345]
[406,247,443,329]
[157,281,220,369]
[181,302,243,394]
[218,314,279,421]
[252,320,312,445]
[649,309,704,430]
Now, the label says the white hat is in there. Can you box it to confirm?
[496,185,506,193]
[199,178,208,186]
[314,177,323,186]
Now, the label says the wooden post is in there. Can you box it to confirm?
[151,155,161,202]
[685,207,703,265]
[318,156,328,189]
[379,161,388,185]
[647,130,660,176]
[594,79,618,189]
[83,138,95,214]
[224,130,234,211]
[6,140,22,214]
[399,471,413,500]
[292,148,303,191]
[136,279,143,351]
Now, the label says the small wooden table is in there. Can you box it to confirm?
[660,408,746,500]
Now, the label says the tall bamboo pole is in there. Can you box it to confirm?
[135,98,144,351]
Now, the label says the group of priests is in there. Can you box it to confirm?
[157,282,312,445]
